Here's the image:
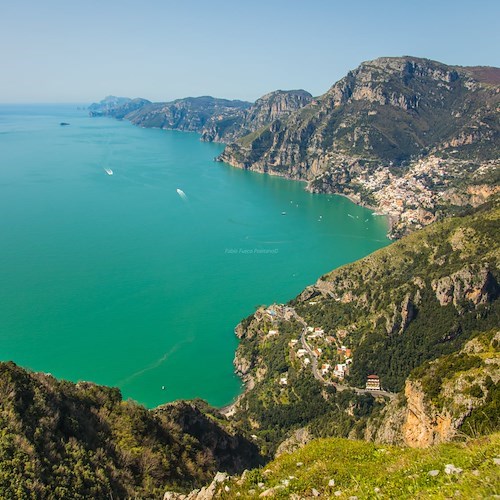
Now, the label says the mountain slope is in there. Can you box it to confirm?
[219,57,500,237]
[228,198,499,454]
[88,90,312,143]
[200,90,312,143]
[125,96,251,133]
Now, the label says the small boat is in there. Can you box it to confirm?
[104,168,113,176]
[60,122,70,126]
[347,214,355,219]
[281,211,287,216]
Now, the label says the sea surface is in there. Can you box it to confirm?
[0,104,390,408]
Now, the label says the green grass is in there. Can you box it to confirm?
[217,433,500,498]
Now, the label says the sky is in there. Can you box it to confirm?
[1,0,499,103]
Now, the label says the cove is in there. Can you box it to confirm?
[0,104,390,408]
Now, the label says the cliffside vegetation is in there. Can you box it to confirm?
[231,198,499,454]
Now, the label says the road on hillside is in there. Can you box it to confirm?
[288,308,396,400]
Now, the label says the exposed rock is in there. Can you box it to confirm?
[275,427,312,457]
[259,485,284,497]
[403,380,456,447]
[157,401,261,474]
[431,265,499,308]
[444,464,463,475]
[202,90,312,143]
[218,57,500,238]
[399,294,416,334]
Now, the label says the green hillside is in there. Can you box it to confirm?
[0,362,260,499]
[213,432,500,499]
[231,199,499,454]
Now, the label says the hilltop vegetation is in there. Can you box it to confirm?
[199,432,500,499]
[0,362,260,499]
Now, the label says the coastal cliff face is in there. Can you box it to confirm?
[218,57,500,237]
[89,90,312,144]
[200,89,312,143]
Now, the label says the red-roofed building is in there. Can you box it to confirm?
[365,375,381,390]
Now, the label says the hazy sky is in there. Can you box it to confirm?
[1,0,499,103]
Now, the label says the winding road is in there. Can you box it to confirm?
[289,308,396,400]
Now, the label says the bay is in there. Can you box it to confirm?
[0,104,390,408]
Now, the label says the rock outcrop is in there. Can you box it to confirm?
[431,265,499,307]
[157,400,262,474]
[201,89,312,142]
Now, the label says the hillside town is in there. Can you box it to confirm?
[354,156,499,237]
[259,305,384,393]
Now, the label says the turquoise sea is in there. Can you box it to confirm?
[0,104,390,408]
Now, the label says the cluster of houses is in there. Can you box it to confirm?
[332,345,353,379]
[269,318,383,392]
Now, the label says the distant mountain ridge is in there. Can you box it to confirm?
[88,90,312,142]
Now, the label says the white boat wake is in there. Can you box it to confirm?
[176,188,188,201]
[117,337,194,387]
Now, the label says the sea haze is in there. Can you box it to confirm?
[0,104,390,407]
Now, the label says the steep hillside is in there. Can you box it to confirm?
[228,199,499,454]
[0,362,260,499]
[125,96,251,133]
[200,90,312,143]
[219,57,500,237]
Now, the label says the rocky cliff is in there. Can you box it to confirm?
[200,89,312,143]
[219,57,500,237]
[370,330,500,447]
